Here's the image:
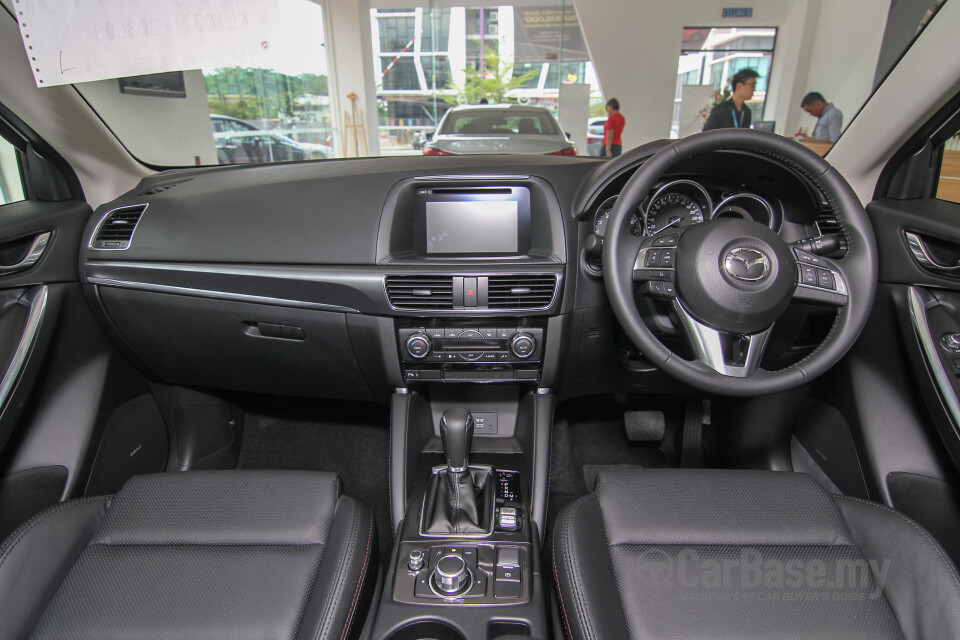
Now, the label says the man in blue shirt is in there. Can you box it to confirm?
[798,92,843,143]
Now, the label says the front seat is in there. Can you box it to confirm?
[0,470,377,640]
[553,469,960,640]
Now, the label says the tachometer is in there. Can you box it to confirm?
[594,195,641,237]
[645,193,704,234]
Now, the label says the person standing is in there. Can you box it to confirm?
[600,98,625,158]
[702,69,759,131]
[797,92,843,143]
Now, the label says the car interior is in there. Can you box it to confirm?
[3,1,960,639]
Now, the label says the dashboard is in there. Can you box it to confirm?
[79,143,837,402]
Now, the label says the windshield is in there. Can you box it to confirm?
[24,0,946,166]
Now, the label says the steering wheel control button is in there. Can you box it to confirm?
[510,334,536,359]
[653,233,679,247]
[794,249,826,266]
[408,550,425,572]
[800,265,819,286]
[941,334,960,353]
[405,334,431,359]
[816,268,836,290]
[434,554,470,594]
[633,268,676,282]
[660,248,676,267]
[645,249,662,267]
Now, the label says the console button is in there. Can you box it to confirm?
[408,550,425,572]
[516,370,539,380]
[459,351,483,361]
[480,327,497,338]
[458,330,484,340]
[420,370,441,380]
[434,555,469,594]
[462,547,479,568]
[445,328,461,339]
[497,547,521,568]
[427,328,445,339]
[497,327,516,339]
[494,579,522,599]
[495,567,521,582]
[464,277,478,307]
[482,353,498,361]
[467,571,487,597]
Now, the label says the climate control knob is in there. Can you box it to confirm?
[510,333,536,359]
[405,333,432,359]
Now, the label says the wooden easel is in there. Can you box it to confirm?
[342,92,369,157]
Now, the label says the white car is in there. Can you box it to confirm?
[423,104,577,156]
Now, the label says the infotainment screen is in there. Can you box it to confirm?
[414,186,531,256]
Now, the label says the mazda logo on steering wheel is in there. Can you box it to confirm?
[724,247,771,282]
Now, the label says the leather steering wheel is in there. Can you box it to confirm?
[602,129,878,396]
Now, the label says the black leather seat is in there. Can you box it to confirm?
[0,470,377,640]
[553,469,960,640]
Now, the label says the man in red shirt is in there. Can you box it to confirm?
[600,98,626,158]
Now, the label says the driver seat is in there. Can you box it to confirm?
[553,469,960,640]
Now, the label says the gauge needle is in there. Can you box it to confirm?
[657,216,683,232]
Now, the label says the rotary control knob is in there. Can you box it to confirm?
[510,332,536,359]
[405,333,431,359]
[433,554,469,594]
[942,334,960,353]
[408,549,425,572]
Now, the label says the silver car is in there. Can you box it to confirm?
[422,105,576,156]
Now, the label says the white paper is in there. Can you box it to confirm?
[15,0,282,87]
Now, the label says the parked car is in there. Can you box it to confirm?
[422,104,577,155]
[587,116,607,156]
[210,114,331,164]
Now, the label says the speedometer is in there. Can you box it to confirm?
[646,193,704,234]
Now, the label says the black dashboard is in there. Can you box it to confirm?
[79,143,837,403]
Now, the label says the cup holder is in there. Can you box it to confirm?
[382,620,467,640]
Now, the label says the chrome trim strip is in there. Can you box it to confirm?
[712,192,778,230]
[908,286,960,438]
[88,260,384,285]
[904,231,960,274]
[87,204,148,251]
[414,175,530,181]
[0,286,48,413]
[0,232,51,275]
[87,277,359,313]
[673,299,772,378]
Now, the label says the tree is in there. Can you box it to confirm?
[445,46,538,106]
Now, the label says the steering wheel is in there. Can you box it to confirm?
[602,129,877,396]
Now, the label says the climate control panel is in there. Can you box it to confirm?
[397,324,544,383]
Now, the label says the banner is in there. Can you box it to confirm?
[513,7,588,63]
[16,0,282,87]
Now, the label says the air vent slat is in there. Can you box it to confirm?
[90,205,146,250]
[487,274,558,309]
[386,275,455,310]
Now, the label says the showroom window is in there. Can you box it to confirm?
[672,27,776,139]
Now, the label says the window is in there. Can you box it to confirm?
[938,132,960,204]
[0,138,25,206]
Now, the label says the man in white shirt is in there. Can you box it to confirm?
[798,92,843,144]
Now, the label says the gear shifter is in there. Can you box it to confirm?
[421,408,494,536]
[440,408,474,472]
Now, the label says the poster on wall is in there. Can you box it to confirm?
[15,0,282,88]
[513,7,589,63]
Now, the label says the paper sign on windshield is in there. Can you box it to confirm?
[15,0,281,87]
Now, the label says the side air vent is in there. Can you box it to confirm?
[488,274,558,309]
[90,204,147,250]
[136,178,193,196]
[386,275,454,310]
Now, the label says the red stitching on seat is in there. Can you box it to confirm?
[552,523,574,640]
[340,510,374,640]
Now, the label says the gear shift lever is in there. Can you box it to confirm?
[440,408,475,473]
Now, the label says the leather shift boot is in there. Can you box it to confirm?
[422,467,494,535]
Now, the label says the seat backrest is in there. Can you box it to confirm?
[518,118,539,134]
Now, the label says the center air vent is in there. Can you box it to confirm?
[90,204,147,250]
[386,275,454,310]
[488,274,557,309]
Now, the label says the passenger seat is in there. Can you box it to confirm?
[0,470,378,640]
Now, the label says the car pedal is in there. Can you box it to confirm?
[681,401,707,468]
[623,411,665,442]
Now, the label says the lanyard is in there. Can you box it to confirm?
[731,108,744,128]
